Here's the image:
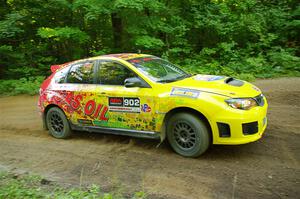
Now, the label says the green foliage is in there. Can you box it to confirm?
[0,12,24,39]
[267,48,300,72]
[135,36,164,50]
[0,0,299,88]
[0,171,147,199]
[0,76,44,96]
[37,27,89,44]
[133,191,147,199]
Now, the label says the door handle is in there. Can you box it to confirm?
[98,92,108,96]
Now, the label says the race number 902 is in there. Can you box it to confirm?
[124,98,140,107]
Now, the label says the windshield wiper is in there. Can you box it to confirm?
[157,74,192,83]
[157,79,177,83]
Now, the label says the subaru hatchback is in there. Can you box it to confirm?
[38,53,268,157]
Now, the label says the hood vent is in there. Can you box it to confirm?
[225,77,244,87]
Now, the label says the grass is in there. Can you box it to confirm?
[0,171,146,199]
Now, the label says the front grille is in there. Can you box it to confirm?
[217,122,231,137]
[254,94,265,106]
[242,122,258,135]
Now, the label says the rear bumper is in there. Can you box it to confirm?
[211,99,268,145]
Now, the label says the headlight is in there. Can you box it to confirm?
[225,98,257,110]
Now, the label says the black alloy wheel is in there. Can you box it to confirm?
[167,112,210,157]
[46,107,72,139]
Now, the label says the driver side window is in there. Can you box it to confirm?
[97,61,136,85]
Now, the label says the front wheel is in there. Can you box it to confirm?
[46,107,72,139]
[167,113,210,157]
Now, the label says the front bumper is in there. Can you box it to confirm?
[212,98,268,145]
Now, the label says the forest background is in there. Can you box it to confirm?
[0,0,299,95]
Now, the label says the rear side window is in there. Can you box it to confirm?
[67,61,95,84]
[54,67,69,83]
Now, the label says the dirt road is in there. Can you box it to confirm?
[0,78,299,199]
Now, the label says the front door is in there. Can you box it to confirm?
[93,60,156,132]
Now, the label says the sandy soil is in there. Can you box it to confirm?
[0,78,299,199]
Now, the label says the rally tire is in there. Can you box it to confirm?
[46,107,72,139]
[167,113,210,157]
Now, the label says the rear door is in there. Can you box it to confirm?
[93,60,157,132]
[62,60,99,126]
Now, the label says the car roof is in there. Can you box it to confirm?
[77,53,151,63]
[52,53,152,73]
[100,53,151,60]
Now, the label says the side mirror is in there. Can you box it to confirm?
[124,77,143,88]
[124,77,142,88]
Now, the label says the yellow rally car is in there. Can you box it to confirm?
[38,53,268,157]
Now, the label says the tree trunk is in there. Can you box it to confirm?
[111,13,123,51]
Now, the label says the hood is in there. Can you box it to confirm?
[168,75,261,98]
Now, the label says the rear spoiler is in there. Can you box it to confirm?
[50,65,61,73]
[51,61,73,73]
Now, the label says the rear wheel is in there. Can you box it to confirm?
[167,113,210,157]
[46,107,72,139]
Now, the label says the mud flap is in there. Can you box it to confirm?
[42,114,48,130]
[156,123,166,148]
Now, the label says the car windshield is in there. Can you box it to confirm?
[127,57,191,83]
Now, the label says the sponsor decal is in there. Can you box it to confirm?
[109,97,123,106]
[78,119,93,126]
[170,88,200,98]
[52,92,109,121]
[141,104,151,112]
[84,99,109,121]
[108,53,144,60]
[128,57,154,63]
[64,92,83,110]
[108,97,140,113]
[194,75,224,81]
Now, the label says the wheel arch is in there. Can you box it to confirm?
[160,107,213,143]
[43,104,65,130]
